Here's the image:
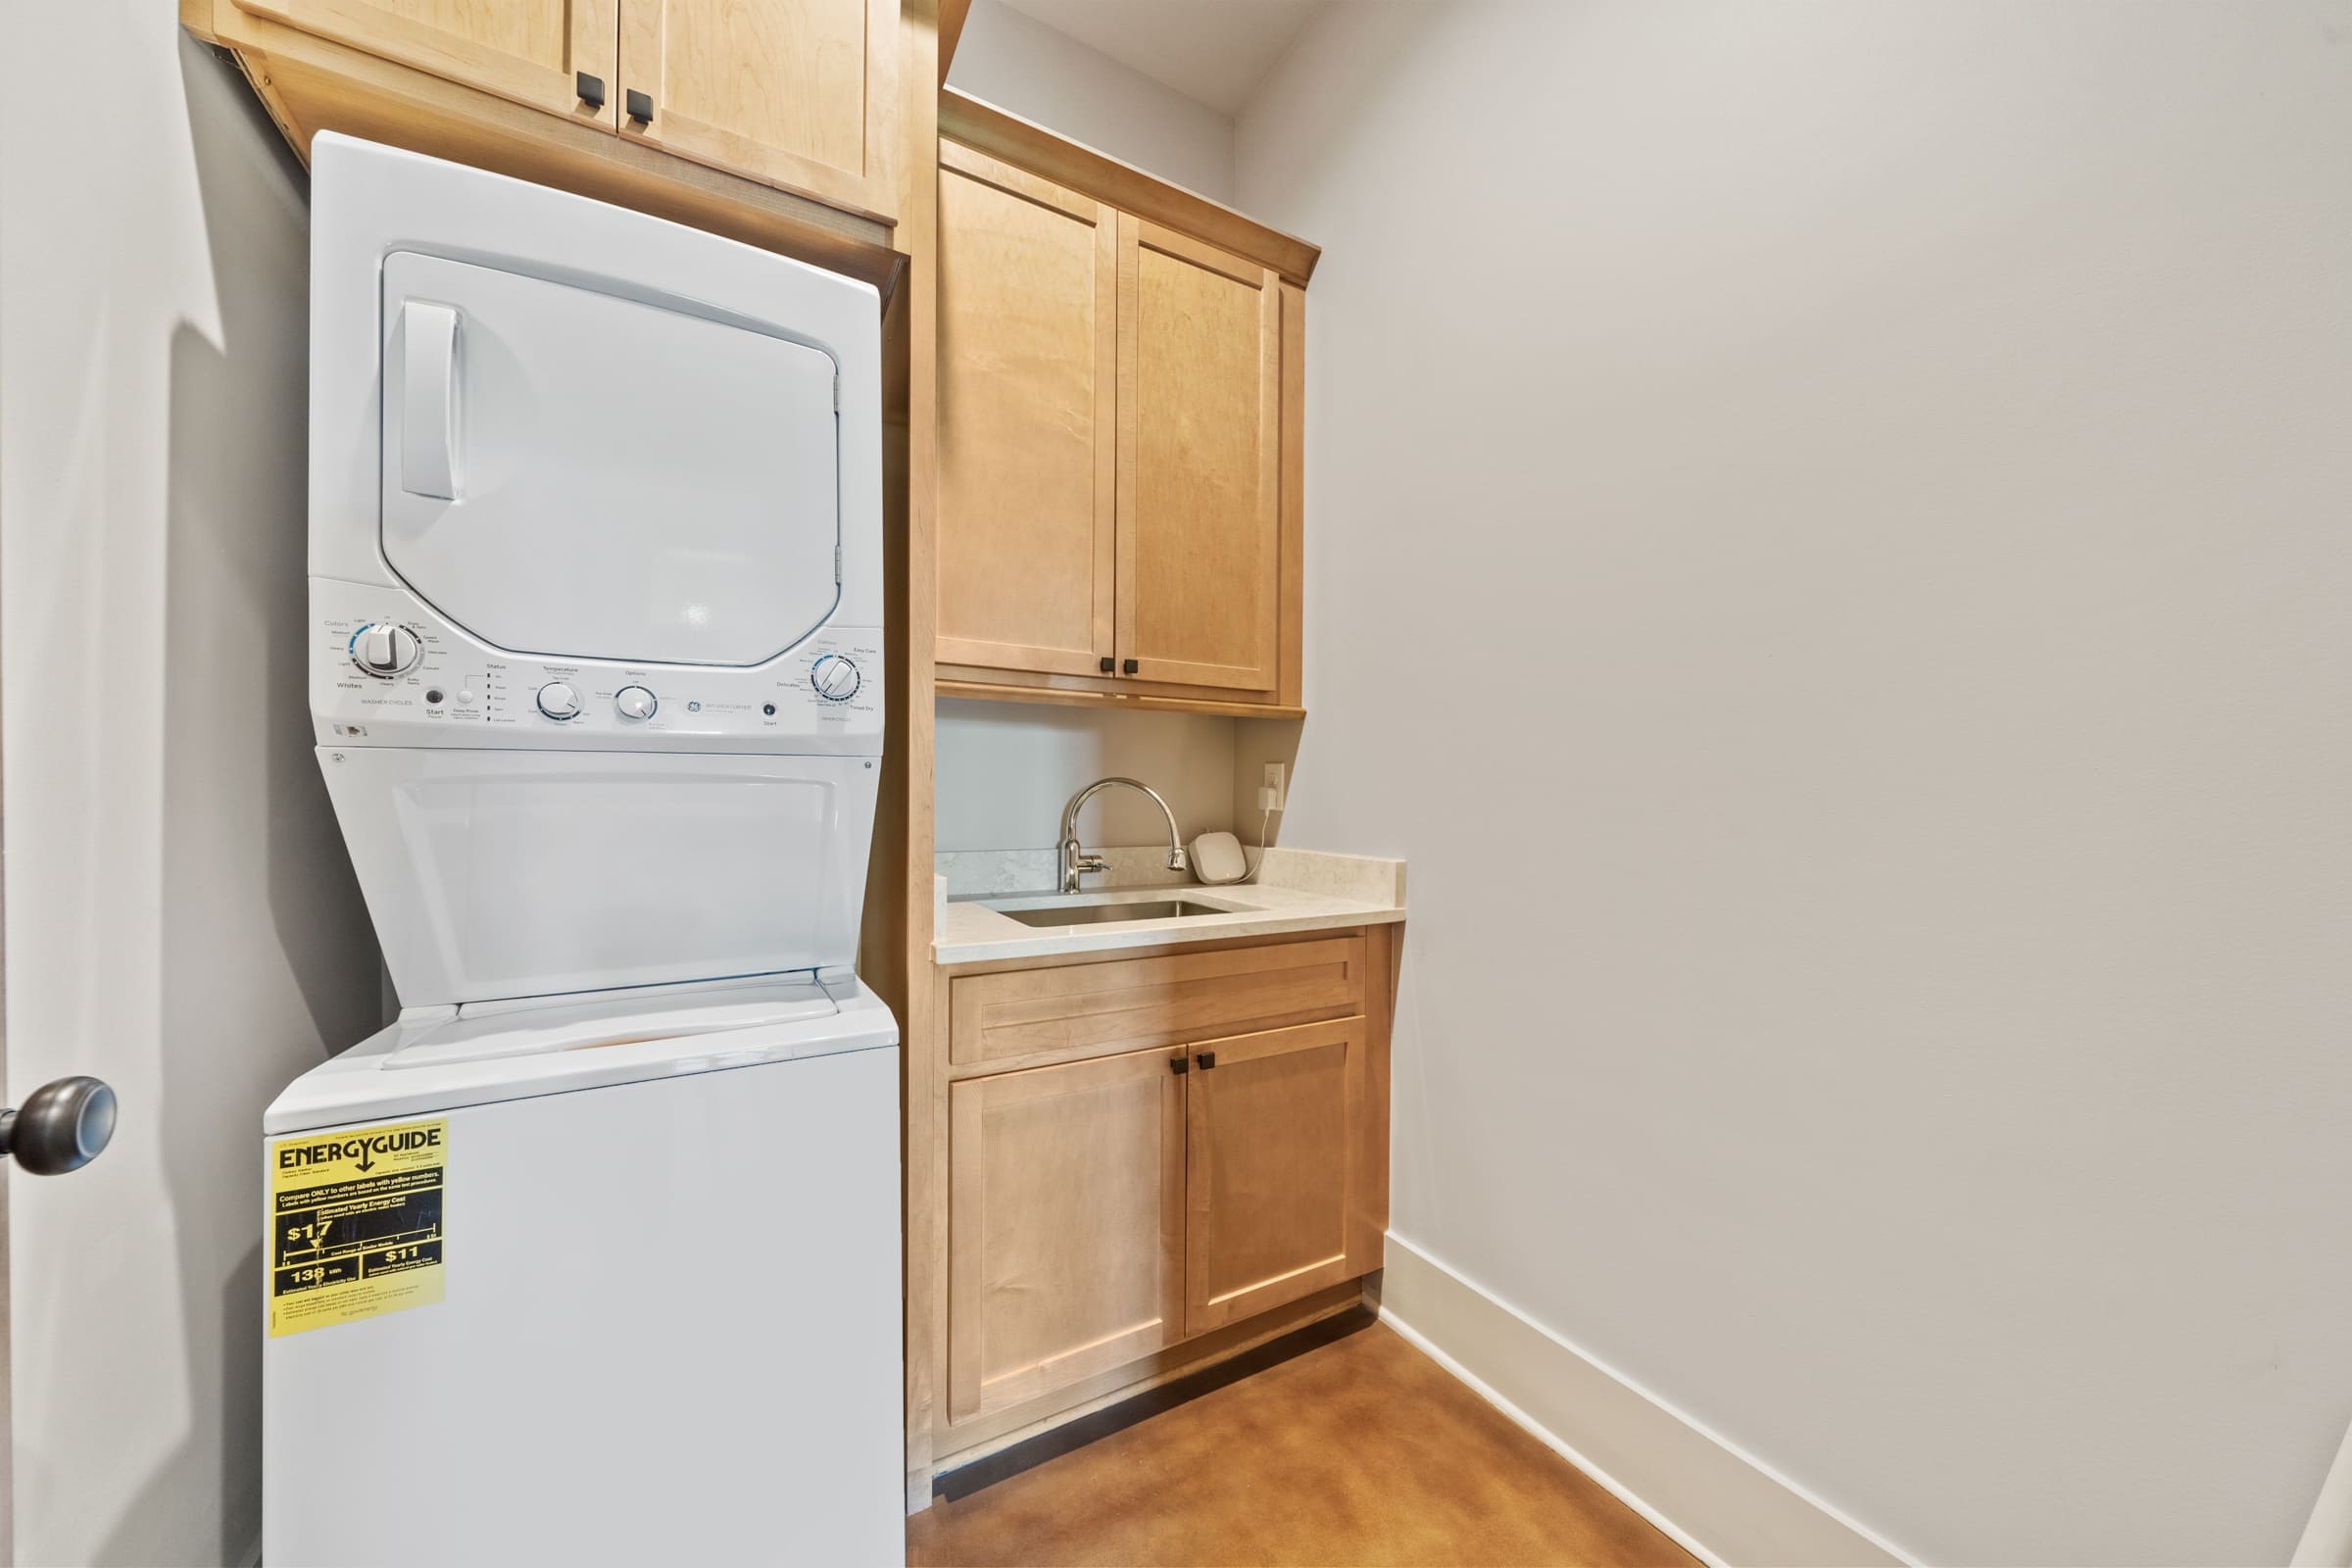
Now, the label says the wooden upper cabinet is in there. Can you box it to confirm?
[227,0,618,124]
[1116,219,1283,694]
[935,146,1117,678]
[947,1048,1185,1425]
[931,106,1315,716]
[1183,1017,1369,1337]
[618,0,899,220]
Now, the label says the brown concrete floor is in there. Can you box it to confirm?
[907,1320,1699,1567]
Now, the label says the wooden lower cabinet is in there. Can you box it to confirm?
[946,1047,1184,1424]
[930,930,1394,1465]
[1184,1017,1368,1336]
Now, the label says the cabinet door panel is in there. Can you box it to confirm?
[936,146,1118,678]
[948,1048,1185,1423]
[230,0,617,123]
[1116,218,1282,693]
[618,0,896,219]
[1184,1017,1365,1337]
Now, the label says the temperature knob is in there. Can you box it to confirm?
[349,623,421,679]
[811,654,860,703]
[536,681,582,721]
[614,685,658,720]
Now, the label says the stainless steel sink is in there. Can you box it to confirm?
[992,899,1230,928]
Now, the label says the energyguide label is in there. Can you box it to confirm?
[269,1118,446,1338]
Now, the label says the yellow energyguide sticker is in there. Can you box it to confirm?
[269,1117,446,1338]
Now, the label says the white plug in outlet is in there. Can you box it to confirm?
[1261,762,1287,811]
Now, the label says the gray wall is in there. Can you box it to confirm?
[935,700,1240,852]
[0,16,382,1563]
[1235,3,2352,1561]
[947,0,1235,200]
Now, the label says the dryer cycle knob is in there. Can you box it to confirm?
[536,681,583,720]
[349,623,421,679]
[614,685,658,721]
[811,654,860,703]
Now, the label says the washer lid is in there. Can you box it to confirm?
[261,973,901,1136]
[378,250,841,667]
[382,978,839,1071]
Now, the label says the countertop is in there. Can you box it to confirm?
[932,846,1405,967]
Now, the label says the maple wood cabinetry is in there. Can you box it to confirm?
[616,0,899,217]
[215,0,620,125]
[933,93,1318,716]
[923,929,1393,1452]
[934,144,1118,678]
[182,0,903,270]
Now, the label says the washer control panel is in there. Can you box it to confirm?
[313,578,881,751]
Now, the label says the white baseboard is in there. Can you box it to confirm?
[1379,1233,1914,1568]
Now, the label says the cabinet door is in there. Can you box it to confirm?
[948,1048,1185,1424]
[1184,1017,1367,1337]
[935,145,1118,678]
[617,0,897,220]
[1115,217,1283,693]
[228,0,618,123]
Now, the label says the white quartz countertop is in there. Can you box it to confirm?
[933,847,1405,967]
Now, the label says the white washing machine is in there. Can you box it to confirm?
[264,136,901,1566]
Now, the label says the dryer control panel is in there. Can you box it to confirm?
[312,577,881,754]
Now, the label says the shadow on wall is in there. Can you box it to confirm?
[90,36,383,1566]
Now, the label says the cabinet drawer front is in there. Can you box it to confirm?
[948,1047,1185,1424]
[949,936,1366,1070]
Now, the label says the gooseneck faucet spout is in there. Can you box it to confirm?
[1057,777,1188,893]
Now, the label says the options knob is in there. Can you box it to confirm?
[614,685,658,720]
[811,654,860,703]
[349,623,421,679]
[536,681,582,721]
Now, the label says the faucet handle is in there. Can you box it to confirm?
[1074,853,1107,875]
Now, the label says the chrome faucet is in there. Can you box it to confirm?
[1058,777,1188,893]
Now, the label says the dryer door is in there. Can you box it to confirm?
[378,251,841,667]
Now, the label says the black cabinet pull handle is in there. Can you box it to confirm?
[576,72,606,108]
[1122,658,1140,675]
[1099,656,1115,673]
[626,88,654,123]
[1170,1055,1189,1076]
[1196,1051,1216,1070]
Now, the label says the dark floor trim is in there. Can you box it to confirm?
[933,1306,1378,1503]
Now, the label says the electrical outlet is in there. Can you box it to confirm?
[1261,762,1287,811]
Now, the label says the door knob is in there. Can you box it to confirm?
[1,1076,118,1176]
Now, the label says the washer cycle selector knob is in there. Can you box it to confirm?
[536,681,582,720]
[810,654,860,703]
[349,623,421,679]
[614,685,658,720]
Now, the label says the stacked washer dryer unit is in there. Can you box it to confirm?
[265,135,901,1566]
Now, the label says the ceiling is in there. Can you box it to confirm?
[993,0,1328,116]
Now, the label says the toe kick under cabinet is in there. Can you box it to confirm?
[915,927,1396,1476]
